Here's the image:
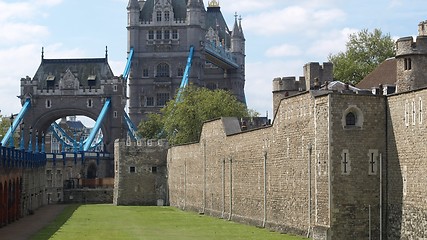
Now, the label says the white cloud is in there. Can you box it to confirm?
[243,5,345,36]
[203,0,280,13]
[265,44,301,57]
[306,27,358,58]
[0,1,36,21]
[34,0,63,6]
[0,23,49,46]
[245,59,305,117]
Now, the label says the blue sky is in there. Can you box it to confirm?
[1,0,426,123]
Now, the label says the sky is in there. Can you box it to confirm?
[1,0,427,125]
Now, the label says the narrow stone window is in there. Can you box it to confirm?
[172,29,178,39]
[46,99,51,108]
[113,111,118,118]
[404,58,412,70]
[345,112,356,126]
[368,149,378,175]
[156,11,162,22]
[146,97,154,107]
[148,30,154,40]
[156,93,170,106]
[405,100,409,126]
[419,97,423,124]
[164,30,170,40]
[412,99,416,126]
[113,85,118,92]
[164,11,170,21]
[156,30,162,40]
[156,63,170,77]
[129,166,136,173]
[341,149,351,175]
[151,166,157,173]
[87,99,93,108]
[177,67,184,77]
[143,68,149,77]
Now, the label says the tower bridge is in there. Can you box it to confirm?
[0,0,246,228]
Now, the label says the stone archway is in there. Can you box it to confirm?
[20,56,128,153]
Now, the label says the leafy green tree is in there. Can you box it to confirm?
[137,113,165,139]
[137,86,248,145]
[0,115,20,147]
[328,28,395,84]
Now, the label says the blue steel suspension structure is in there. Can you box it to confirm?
[123,46,194,140]
[121,48,141,141]
[1,98,31,147]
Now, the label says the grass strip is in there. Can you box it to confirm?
[30,204,80,240]
[42,204,307,240]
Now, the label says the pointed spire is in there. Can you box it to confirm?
[232,12,244,38]
[232,12,240,37]
[239,15,245,39]
[105,46,108,60]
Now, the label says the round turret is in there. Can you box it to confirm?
[396,34,427,92]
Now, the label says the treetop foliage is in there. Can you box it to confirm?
[137,86,249,145]
[328,28,396,85]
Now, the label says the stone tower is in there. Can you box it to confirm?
[395,20,427,93]
[127,0,246,124]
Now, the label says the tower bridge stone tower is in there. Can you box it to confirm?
[19,51,127,154]
[127,0,246,124]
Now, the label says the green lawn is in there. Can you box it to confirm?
[32,204,308,240]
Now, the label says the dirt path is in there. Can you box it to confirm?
[0,204,68,240]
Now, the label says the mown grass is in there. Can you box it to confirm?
[31,204,80,240]
[33,204,308,240]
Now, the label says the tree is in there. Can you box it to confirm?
[137,113,165,139]
[0,115,19,147]
[137,86,248,145]
[328,28,395,85]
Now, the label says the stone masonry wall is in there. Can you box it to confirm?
[387,88,427,239]
[114,139,168,206]
[168,91,396,239]
[168,93,321,237]
[329,93,386,240]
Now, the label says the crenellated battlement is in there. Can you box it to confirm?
[419,20,427,36]
[396,35,427,56]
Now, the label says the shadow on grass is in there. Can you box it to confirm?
[30,204,81,240]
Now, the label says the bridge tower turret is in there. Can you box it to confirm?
[231,13,246,103]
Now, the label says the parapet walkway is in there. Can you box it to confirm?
[0,204,67,240]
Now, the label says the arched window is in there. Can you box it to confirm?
[156,63,170,77]
[345,112,356,126]
[342,105,363,129]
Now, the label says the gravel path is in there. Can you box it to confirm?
[0,204,68,240]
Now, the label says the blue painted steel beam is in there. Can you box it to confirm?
[83,98,111,151]
[52,122,75,144]
[176,46,194,102]
[1,99,31,146]
[123,111,139,141]
[123,48,134,81]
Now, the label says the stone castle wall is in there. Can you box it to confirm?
[328,93,386,239]
[113,139,168,206]
[387,88,427,239]
[168,91,393,239]
[168,93,318,236]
